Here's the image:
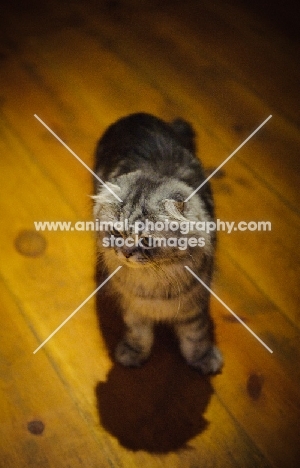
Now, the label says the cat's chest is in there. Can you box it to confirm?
[113,271,173,298]
[114,274,200,321]
[111,264,200,305]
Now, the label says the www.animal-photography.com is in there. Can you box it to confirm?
[1,0,299,467]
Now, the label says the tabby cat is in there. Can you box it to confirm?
[93,113,222,374]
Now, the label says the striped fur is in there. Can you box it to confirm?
[93,113,222,374]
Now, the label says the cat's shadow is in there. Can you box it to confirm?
[94,268,214,453]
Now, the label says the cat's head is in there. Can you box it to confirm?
[93,171,213,267]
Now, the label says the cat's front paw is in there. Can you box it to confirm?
[188,345,223,375]
[115,340,150,367]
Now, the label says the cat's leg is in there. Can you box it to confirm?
[115,312,154,367]
[174,314,223,374]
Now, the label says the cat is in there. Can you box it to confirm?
[93,113,223,374]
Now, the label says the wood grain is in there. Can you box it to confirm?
[0,0,299,466]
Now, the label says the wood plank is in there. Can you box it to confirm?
[1,22,298,327]
[0,106,272,466]
[109,0,300,125]
[0,62,94,219]
[0,1,299,466]
[203,0,300,123]
[208,145,300,328]
[0,32,169,217]
[0,278,117,468]
[75,0,300,211]
[213,251,300,468]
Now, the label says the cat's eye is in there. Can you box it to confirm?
[140,236,152,248]
[110,227,123,237]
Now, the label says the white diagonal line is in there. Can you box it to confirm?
[34,114,123,202]
[185,115,272,202]
[33,266,122,354]
[185,266,273,353]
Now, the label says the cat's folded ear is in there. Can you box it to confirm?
[91,182,122,205]
[92,182,122,218]
[163,198,187,221]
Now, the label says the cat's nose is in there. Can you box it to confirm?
[122,248,134,258]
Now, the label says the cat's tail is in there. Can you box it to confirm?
[170,118,196,153]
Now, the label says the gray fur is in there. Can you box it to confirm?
[93,113,223,374]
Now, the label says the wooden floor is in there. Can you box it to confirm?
[0,0,299,466]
